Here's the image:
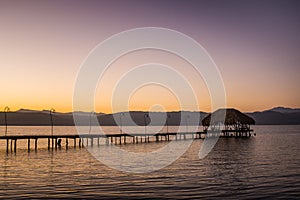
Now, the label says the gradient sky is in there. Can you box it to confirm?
[0,0,299,113]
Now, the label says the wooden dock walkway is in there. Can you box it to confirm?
[0,129,254,153]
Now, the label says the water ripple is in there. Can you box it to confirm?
[0,125,300,199]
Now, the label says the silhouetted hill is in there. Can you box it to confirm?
[97,111,208,126]
[0,107,299,126]
[0,110,208,126]
[0,110,74,126]
[246,110,300,125]
[267,106,300,113]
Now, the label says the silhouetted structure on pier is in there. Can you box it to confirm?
[202,108,255,137]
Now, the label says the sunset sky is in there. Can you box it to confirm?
[1,0,299,113]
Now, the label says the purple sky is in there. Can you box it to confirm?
[0,0,299,112]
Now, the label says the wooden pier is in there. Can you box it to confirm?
[0,129,254,153]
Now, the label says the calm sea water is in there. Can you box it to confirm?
[0,125,299,199]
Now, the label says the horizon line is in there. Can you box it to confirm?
[1,106,299,114]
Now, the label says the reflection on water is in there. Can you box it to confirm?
[0,125,300,199]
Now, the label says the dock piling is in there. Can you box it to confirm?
[35,139,38,151]
[55,138,57,149]
[28,139,30,152]
[66,138,68,149]
[6,139,9,153]
[14,139,17,153]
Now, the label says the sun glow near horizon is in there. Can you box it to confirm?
[1,1,299,113]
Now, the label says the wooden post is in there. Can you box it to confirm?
[55,138,57,149]
[66,138,69,149]
[79,138,81,148]
[97,137,100,146]
[48,138,50,150]
[6,139,9,153]
[35,139,38,151]
[10,139,13,152]
[14,139,17,153]
[28,139,30,152]
[119,136,121,145]
[91,138,94,146]
[74,138,76,148]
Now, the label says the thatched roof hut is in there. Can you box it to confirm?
[202,108,255,127]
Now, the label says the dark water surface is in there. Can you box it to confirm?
[0,125,299,199]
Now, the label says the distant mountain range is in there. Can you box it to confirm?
[266,106,300,113]
[246,107,300,125]
[0,107,299,126]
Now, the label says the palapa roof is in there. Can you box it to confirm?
[202,108,255,126]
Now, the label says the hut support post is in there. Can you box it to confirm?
[6,139,9,153]
[14,139,17,153]
[28,139,30,152]
[66,138,68,149]
[10,139,13,152]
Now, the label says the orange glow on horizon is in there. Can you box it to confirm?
[1,2,299,113]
